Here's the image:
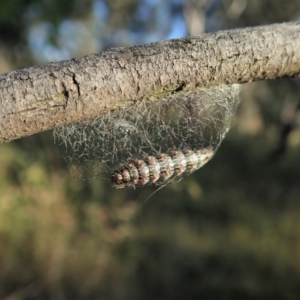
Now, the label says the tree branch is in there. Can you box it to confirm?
[1,22,300,143]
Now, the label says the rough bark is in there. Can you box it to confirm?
[1,22,300,143]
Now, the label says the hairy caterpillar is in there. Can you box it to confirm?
[110,148,215,188]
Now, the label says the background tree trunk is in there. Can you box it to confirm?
[0,22,300,143]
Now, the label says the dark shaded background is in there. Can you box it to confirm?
[0,1,300,299]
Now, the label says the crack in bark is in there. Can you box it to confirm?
[6,104,67,116]
[72,74,81,96]
[61,82,69,108]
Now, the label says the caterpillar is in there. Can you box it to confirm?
[110,148,215,188]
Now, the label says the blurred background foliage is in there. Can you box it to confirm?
[1,0,300,299]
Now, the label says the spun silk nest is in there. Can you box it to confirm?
[54,84,241,188]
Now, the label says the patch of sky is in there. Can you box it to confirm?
[28,19,96,62]
[135,1,151,21]
[166,15,187,39]
[133,0,187,44]
[27,0,189,61]
[93,0,109,20]
[28,22,70,62]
